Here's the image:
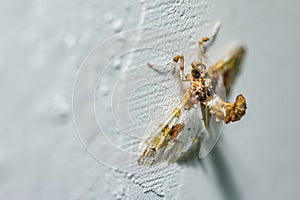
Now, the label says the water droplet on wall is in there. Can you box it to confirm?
[124,1,131,10]
[111,19,123,33]
[127,172,133,179]
[104,13,114,24]
[112,59,122,70]
[64,33,77,47]
[99,86,109,97]
[37,92,71,125]
[114,127,121,135]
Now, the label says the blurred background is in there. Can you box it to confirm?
[1,0,300,199]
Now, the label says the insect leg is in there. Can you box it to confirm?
[198,21,222,64]
[147,54,183,73]
[147,60,173,71]
[173,55,199,82]
[173,54,189,81]
[148,55,192,81]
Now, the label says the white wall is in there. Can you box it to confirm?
[1,0,299,199]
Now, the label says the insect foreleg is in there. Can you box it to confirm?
[148,54,192,82]
[173,54,192,81]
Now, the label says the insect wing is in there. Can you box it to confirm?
[198,69,226,158]
[137,104,184,165]
[163,104,203,162]
[138,92,204,165]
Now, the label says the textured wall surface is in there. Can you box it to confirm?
[1,0,300,199]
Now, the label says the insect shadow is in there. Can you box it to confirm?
[177,137,242,200]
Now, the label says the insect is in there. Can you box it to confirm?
[138,22,247,165]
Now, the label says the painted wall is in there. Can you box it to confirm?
[1,0,299,199]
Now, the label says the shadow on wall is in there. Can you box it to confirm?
[177,139,241,200]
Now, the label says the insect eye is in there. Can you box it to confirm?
[191,68,200,78]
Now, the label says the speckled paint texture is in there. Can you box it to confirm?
[1,0,300,200]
